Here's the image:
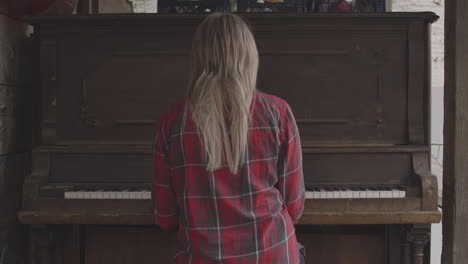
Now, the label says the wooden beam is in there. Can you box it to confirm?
[0,13,32,264]
[442,0,468,263]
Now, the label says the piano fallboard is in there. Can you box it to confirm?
[33,144,426,186]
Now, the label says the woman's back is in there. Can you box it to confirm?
[152,92,305,264]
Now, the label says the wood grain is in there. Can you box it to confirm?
[442,0,468,263]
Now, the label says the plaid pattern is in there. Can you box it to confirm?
[152,92,305,264]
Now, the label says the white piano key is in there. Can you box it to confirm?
[63,187,408,201]
[311,192,318,199]
[135,192,143,199]
[359,191,367,198]
[332,190,340,199]
[319,190,327,199]
[352,191,360,199]
[378,191,387,198]
[322,190,328,199]
[76,191,84,199]
[382,190,394,198]
[377,191,384,198]
[115,192,124,199]
[338,191,346,199]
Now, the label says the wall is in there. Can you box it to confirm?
[391,1,445,264]
[83,0,158,14]
[129,0,158,12]
[98,0,133,13]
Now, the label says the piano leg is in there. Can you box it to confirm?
[407,224,431,264]
[400,226,411,264]
[30,225,54,264]
[0,224,6,261]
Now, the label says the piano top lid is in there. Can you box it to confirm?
[24,12,439,24]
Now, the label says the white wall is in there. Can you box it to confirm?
[391,1,445,263]
[128,0,158,12]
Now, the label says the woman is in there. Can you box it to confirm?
[152,12,305,264]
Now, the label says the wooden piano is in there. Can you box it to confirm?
[18,13,441,264]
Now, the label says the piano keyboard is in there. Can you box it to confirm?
[64,191,151,200]
[63,189,406,200]
[305,189,406,199]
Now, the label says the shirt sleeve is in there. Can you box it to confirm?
[275,103,305,224]
[152,115,179,231]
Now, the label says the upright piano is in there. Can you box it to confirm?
[18,13,441,264]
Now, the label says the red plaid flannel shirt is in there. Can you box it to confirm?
[152,92,305,264]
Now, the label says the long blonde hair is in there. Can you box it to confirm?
[187,12,259,174]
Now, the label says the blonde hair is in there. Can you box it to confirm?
[187,12,259,174]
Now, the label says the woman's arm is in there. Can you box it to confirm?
[152,115,179,231]
[276,103,305,224]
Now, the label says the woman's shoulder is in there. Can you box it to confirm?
[254,91,291,111]
[160,97,187,119]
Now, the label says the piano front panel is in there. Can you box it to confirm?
[302,151,412,187]
[41,225,394,264]
[257,26,408,146]
[48,18,411,145]
[50,152,152,183]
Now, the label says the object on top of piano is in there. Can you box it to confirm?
[306,0,385,12]
[355,0,385,12]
